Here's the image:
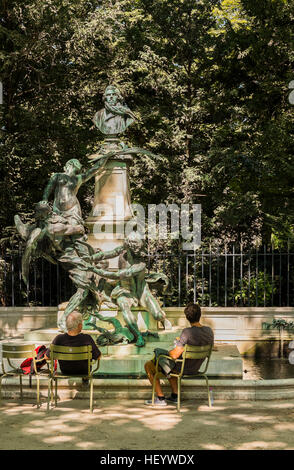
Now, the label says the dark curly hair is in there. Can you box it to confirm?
[184,303,201,323]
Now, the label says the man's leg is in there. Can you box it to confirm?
[146,368,178,401]
[168,376,178,394]
[144,360,167,406]
[144,360,165,397]
[166,376,179,403]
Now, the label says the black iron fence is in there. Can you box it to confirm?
[1,245,294,308]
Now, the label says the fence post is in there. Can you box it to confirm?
[271,244,274,307]
[287,239,290,307]
[209,244,212,307]
[240,243,243,307]
[201,247,204,306]
[42,258,45,306]
[193,250,196,303]
[178,252,181,307]
[2,245,293,308]
[264,244,266,307]
[279,249,282,306]
[256,245,259,307]
[11,256,15,307]
[224,245,227,307]
[217,247,220,306]
[248,248,251,307]
[233,244,235,306]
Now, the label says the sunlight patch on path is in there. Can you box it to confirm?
[202,444,226,450]
[236,441,288,450]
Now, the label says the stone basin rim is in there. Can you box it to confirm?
[2,375,294,387]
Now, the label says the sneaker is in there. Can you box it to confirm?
[166,395,178,404]
[144,397,167,406]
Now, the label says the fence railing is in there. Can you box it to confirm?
[0,245,293,308]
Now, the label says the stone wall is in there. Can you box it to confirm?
[0,307,57,339]
[166,307,294,355]
[1,306,294,355]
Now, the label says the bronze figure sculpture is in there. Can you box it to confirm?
[93,85,137,136]
[77,231,172,347]
[14,84,172,347]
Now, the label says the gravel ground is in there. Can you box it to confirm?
[0,398,294,450]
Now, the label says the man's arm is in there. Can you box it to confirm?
[89,337,101,360]
[168,345,184,360]
[44,335,59,359]
[168,329,189,360]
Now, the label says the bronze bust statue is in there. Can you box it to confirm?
[92,85,136,136]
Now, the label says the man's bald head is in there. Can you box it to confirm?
[66,311,83,332]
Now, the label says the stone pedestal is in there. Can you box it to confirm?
[20,327,244,378]
[85,139,135,268]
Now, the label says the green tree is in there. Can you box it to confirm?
[1,0,294,252]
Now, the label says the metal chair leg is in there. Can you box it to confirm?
[204,375,211,407]
[51,378,54,405]
[177,377,181,412]
[0,374,10,405]
[54,378,58,407]
[36,376,40,408]
[50,378,53,407]
[47,378,51,412]
[152,373,158,404]
[19,374,23,401]
[90,377,94,413]
[48,377,54,410]
[0,376,2,404]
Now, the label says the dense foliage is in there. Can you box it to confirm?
[1,0,294,250]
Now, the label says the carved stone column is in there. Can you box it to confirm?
[85,138,135,268]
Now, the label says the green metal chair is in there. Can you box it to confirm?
[0,343,43,408]
[47,344,100,413]
[152,343,213,412]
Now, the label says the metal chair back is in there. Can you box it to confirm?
[2,343,37,373]
[47,344,99,413]
[0,342,41,408]
[50,344,92,377]
[182,343,212,374]
[152,342,214,411]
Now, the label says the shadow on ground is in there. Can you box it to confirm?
[1,398,294,450]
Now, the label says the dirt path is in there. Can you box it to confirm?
[1,398,294,450]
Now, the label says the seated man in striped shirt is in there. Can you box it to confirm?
[144,303,214,406]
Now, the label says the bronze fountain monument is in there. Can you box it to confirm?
[15,84,172,348]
